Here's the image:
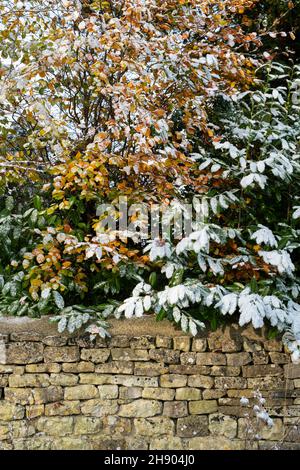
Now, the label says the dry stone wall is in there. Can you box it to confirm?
[0,317,300,450]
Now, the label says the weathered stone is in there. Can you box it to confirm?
[45,401,81,416]
[219,397,251,406]
[149,349,180,364]
[259,441,300,451]
[95,361,133,375]
[26,363,61,373]
[260,419,284,441]
[62,362,95,373]
[70,335,106,348]
[42,336,67,347]
[221,334,242,353]
[36,417,73,436]
[74,416,102,434]
[111,348,149,362]
[119,387,143,399]
[175,387,201,401]
[264,339,282,352]
[9,374,50,388]
[119,399,162,418]
[80,348,110,363]
[0,375,8,387]
[50,373,78,386]
[150,437,183,450]
[207,331,224,352]
[227,389,257,398]
[180,352,196,365]
[0,365,24,374]
[106,375,158,388]
[269,353,289,364]
[79,374,108,385]
[90,436,126,450]
[12,437,51,450]
[1,321,296,450]
[253,351,269,364]
[52,437,92,450]
[4,387,35,405]
[163,401,188,418]
[8,420,35,438]
[177,415,209,437]
[102,416,132,435]
[283,425,300,442]
[218,405,252,417]
[226,353,251,366]
[173,336,191,352]
[44,346,80,363]
[81,399,118,417]
[10,332,42,342]
[108,336,130,348]
[134,362,168,376]
[189,400,218,415]
[0,402,24,420]
[0,442,13,450]
[211,366,240,376]
[6,342,44,364]
[142,387,175,401]
[134,417,174,436]
[26,404,44,419]
[130,336,155,349]
[243,339,262,353]
[242,365,283,377]
[215,377,247,390]
[283,417,300,424]
[95,337,109,348]
[33,386,64,404]
[156,336,172,349]
[209,413,237,438]
[238,417,284,441]
[187,375,214,389]
[0,423,9,441]
[284,364,300,379]
[64,385,98,400]
[247,377,293,390]
[203,389,227,399]
[191,338,207,352]
[186,436,244,450]
[98,385,119,400]
[169,365,210,375]
[267,406,300,417]
[160,374,187,388]
[196,353,226,366]
[208,327,242,353]
[272,389,300,398]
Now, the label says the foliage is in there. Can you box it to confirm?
[0,1,299,351]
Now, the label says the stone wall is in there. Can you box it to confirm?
[0,316,300,450]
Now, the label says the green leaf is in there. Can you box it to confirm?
[250,277,258,293]
[149,272,157,288]
[156,309,167,322]
[33,195,42,211]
